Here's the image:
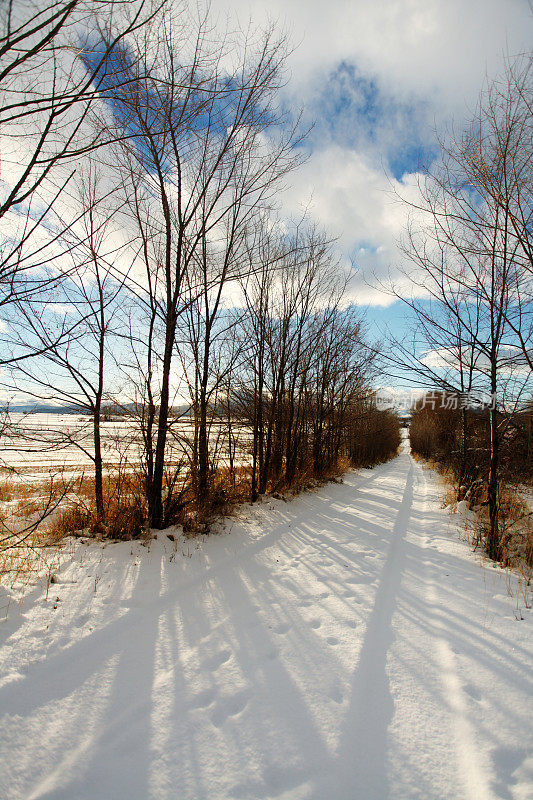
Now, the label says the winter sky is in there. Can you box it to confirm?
[217,0,532,317]
[3,0,532,406]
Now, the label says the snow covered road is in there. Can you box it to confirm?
[1,446,532,799]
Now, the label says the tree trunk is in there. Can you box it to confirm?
[149,325,174,528]
[251,382,259,502]
[93,396,104,523]
[198,384,209,502]
[487,354,501,562]
[94,298,105,525]
[458,406,467,500]
[197,322,212,504]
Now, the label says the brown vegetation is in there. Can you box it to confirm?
[410,395,533,576]
[39,399,401,546]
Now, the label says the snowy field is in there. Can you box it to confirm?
[0,442,531,800]
[0,413,251,478]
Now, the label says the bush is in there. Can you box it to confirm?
[349,408,402,467]
[410,392,533,575]
[46,472,148,542]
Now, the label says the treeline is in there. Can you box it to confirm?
[0,1,400,543]
[230,236,400,502]
[410,394,533,487]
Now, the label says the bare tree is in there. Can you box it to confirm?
[5,164,130,524]
[467,55,533,372]
[233,222,381,496]
[394,55,533,559]
[106,6,303,526]
[0,0,161,318]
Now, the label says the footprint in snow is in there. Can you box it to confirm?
[273,622,291,635]
[328,686,343,704]
[309,618,321,629]
[342,589,362,600]
[210,693,249,727]
[346,575,374,585]
[326,636,339,646]
[464,684,482,702]
[203,649,232,671]
[190,688,216,709]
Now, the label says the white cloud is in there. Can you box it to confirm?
[277,145,430,304]
[375,385,427,410]
[3,0,529,309]
[219,0,531,109]
[212,0,532,304]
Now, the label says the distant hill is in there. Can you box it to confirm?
[7,403,80,415]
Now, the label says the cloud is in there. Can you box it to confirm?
[421,346,533,382]
[277,144,429,304]
[3,0,529,310]
[221,0,531,107]
[375,385,427,410]
[213,0,532,304]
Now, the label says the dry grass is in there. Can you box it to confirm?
[179,466,253,533]
[410,452,459,508]
[410,443,532,590]
[47,505,93,540]
[0,472,73,585]
[0,469,147,585]
[1,447,397,583]
[428,460,532,585]
[281,456,353,494]
[0,525,66,595]
[471,483,533,579]
[0,477,52,505]
[45,470,148,542]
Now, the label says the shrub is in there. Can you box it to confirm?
[410,392,533,574]
[349,408,402,467]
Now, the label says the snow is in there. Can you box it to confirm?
[0,443,531,800]
[0,414,251,477]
